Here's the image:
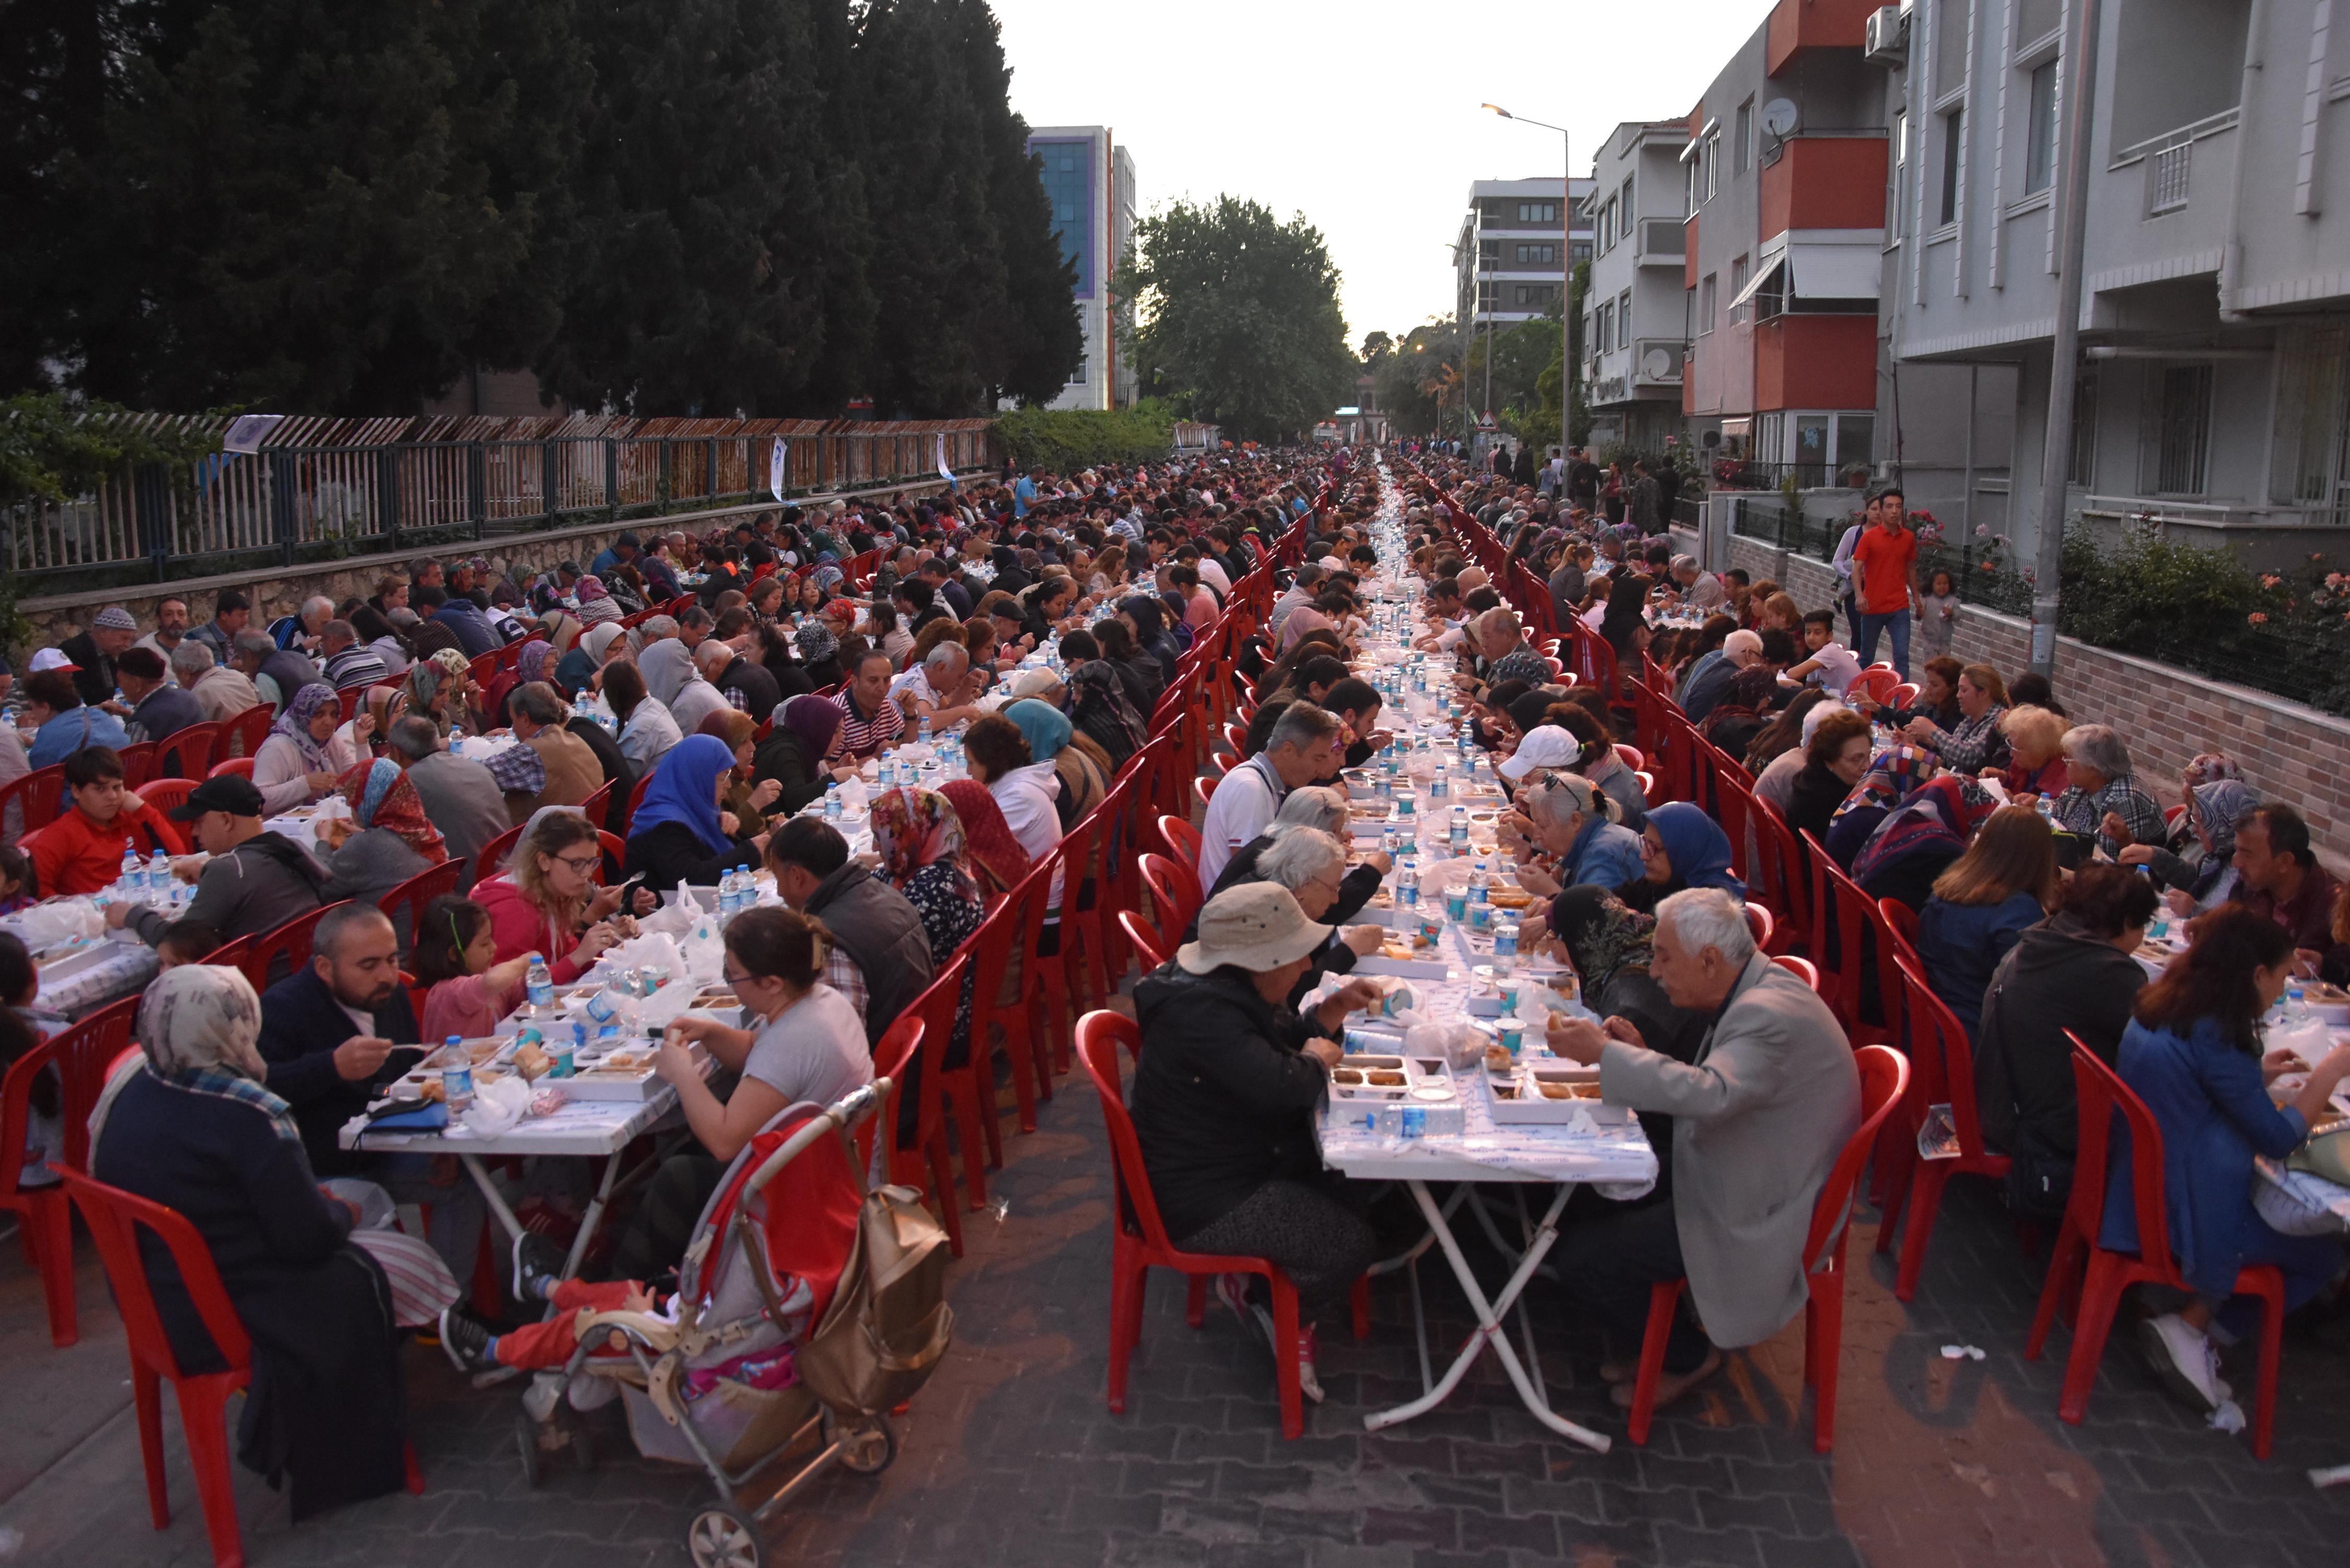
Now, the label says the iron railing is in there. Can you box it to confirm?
[5,411,1001,588]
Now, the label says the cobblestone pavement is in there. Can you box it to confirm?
[8,1022,2350,1568]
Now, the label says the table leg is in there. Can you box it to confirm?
[458,1153,527,1245]
[1363,1181,1609,1453]
[562,1155,626,1280]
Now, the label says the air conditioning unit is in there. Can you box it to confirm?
[1864,5,1909,66]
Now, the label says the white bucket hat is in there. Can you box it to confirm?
[1176,883,1333,975]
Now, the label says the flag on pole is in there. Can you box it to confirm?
[769,437,788,500]
[934,433,956,491]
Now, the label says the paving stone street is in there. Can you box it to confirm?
[8,1016,2350,1568]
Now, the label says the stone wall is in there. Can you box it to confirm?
[1725,533,2350,864]
[17,474,965,653]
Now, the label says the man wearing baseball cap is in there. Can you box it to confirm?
[60,605,139,707]
[1130,882,1387,1406]
[108,775,330,978]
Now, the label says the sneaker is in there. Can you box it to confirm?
[438,1306,500,1377]
[1213,1273,1261,1343]
[512,1231,566,1303]
[2138,1313,2221,1413]
[1295,1322,1325,1405]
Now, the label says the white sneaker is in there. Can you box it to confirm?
[2138,1313,2221,1413]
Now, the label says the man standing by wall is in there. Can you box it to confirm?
[1847,483,1920,680]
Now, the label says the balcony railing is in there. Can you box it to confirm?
[2111,106,2238,216]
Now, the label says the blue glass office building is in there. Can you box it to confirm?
[1024,126,1138,411]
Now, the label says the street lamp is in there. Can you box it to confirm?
[1483,103,1573,466]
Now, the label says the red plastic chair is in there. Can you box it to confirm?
[580,780,613,831]
[0,994,138,1345]
[60,1167,424,1566]
[377,859,466,959]
[1154,814,1203,880]
[225,704,273,760]
[1743,904,1775,953]
[116,741,159,791]
[889,960,968,1256]
[1626,1044,1909,1451]
[620,771,655,836]
[1191,774,1216,810]
[204,937,251,974]
[594,829,626,885]
[1138,854,1199,947]
[475,820,527,880]
[0,763,66,837]
[1118,910,1170,973]
[240,900,348,993]
[1886,683,1920,709]
[158,720,222,781]
[870,1009,959,1259]
[963,861,1052,1170]
[1037,811,1112,1073]
[1876,896,1921,961]
[1770,954,1826,997]
[2026,1034,2287,1458]
[1872,954,2013,1302]
[1849,668,1900,706]
[1077,1011,1367,1442]
[206,757,255,781]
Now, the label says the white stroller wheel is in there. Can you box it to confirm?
[688,1502,764,1568]
[837,1416,895,1477]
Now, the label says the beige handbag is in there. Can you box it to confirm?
[794,1179,955,1417]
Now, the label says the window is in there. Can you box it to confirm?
[1068,356,1089,386]
[1795,415,1831,474]
[2152,364,2213,494]
[1684,285,1697,339]
[1938,110,1964,226]
[1599,198,1616,251]
[2024,61,2059,195]
[1033,140,1095,296]
[1596,302,1613,353]
[1835,414,1874,471]
[1477,280,1496,312]
[1699,272,1718,335]
[1620,176,1635,225]
[1570,239,1592,266]
[1618,288,1632,342]
[1479,239,1499,263]
[1514,242,1557,266]
[1892,110,1908,232]
[2272,329,2350,515]
[1728,256,1750,321]
[1734,100,1754,173]
[1703,132,1722,201]
[2068,371,2099,486]
[1514,283,1556,308]
[1686,159,1699,217]
[1517,200,1558,224]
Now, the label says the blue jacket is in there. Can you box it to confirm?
[28,704,130,768]
[430,599,500,659]
[1917,892,2043,1042]
[2100,1017,2308,1299]
[1564,816,1649,892]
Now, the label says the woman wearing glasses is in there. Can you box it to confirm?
[473,810,654,983]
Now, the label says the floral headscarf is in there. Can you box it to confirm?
[573,574,623,627]
[1548,886,1655,998]
[575,575,610,604]
[2191,778,2256,863]
[1831,744,1937,825]
[90,965,296,1155]
[940,778,1032,899]
[515,640,556,687]
[272,682,340,771]
[870,786,977,900]
[2182,752,2242,788]
[796,619,839,665]
[408,648,470,719]
[340,757,448,863]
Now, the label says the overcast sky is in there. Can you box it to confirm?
[994,0,1779,350]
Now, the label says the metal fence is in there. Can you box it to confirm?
[6,411,1001,587]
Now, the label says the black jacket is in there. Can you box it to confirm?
[60,630,118,708]
[718,656,781,723]
[1974,914,2147,1160]
[803,861,935,1047]
[565,715,635,835]
[1785,761,1852,845]
[623,819,761,893]
[257,965,422,1178]
[752,729,831,814]
[1130,966,1333,1240]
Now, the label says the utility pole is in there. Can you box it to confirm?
[2028,0,2101,679]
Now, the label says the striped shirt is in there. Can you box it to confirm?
[322,644,390,690]
[831,688,905,758]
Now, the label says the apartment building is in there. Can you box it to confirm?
[1583,121,1696,451]
[1454,177,1598,332]
[1881,0,2350,557]
[1026,126,1138,411]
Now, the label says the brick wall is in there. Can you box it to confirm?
[1726,533,2350,866]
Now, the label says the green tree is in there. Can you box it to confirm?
[1370,320,1464,439]
[1112,195,1355,442]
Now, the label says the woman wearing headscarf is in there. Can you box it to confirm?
[2124,777,2253,916]
[1852,774,2002,912]
[870,786,986,1074]
[314,758,448,934]
[939,777,1033,901]
[1093,617,1164,714]
[1006,697,1104,834]
[485,639,552,729]
[794,618,844,690]
[405,648,475,739]
[1618,801,1745,914]
[1068,659,1147,770]
[621,733,768,892]
[88,965,417,1521]
[1823,743,1938,869]
[754,694,852,815]
[1120,594,1181,687]
[697,709,782,838]
[558,620,623,694]
[254,682,362,813]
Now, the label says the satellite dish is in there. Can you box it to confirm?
[1641,347,1677,381]
[1760,98,1801,140]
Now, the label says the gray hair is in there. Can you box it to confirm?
[1525,771,1608,830]
[321,618,355,646]
[641,615,678,640]
[1255,825,1347,892]
[302,595,336,625]
[2061,723,2132,780]
[386,715,442,763]
[1265,700,1342,756]
[693,638,732,671]
[232,630,277,661]
[1655,888,1756,968]
[510,682,569,726]
[169,641,215,679]
[1274,785,1351,835]
[923,639,967,674]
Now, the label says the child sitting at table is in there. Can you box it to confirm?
[154,918,221,970]
[0,847,36,916]
[414,894,534,1042]
[0,932,63,1190]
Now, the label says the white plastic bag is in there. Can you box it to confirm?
[465,1073,535,1135]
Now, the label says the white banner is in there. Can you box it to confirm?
[223,414,286,454]
[935,432,955,489]
[769,437,788,500]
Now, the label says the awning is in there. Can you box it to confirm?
[1727,257,1783,314]
[1785,243,1881,303]
[1720,417,1752,437]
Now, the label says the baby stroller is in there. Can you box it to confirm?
[515,1079,954,1568]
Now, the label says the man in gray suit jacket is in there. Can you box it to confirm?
[1549,889,1861,1413]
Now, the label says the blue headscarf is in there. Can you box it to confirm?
[1005,698,1073,763]
[626,733,736,855]
[1645,801,1746,900]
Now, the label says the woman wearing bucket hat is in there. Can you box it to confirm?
[1130,882,1387,1406]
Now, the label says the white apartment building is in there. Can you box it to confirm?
[1455,177,1598,331]
[1583,122,1697,451]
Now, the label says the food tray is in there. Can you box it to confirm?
[1485,1062,1632,1125]
[1355,953,1452,980]
[1327,1050,1456,1103]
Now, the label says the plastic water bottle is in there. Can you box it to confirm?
[1429,759,1448,799]
[1469,859,1491,905]
[1449,805,1470,849]
[525,952,555,1012]
[1399,859,1420,908]
[717,869,738,915]
[148,849,171,896]
[2284,981,2309,1025]
[824,785,843,821]
[120,851,142,896]
[918,713,933,746]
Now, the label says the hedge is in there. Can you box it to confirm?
[991,400,1176,474]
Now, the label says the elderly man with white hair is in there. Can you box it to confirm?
[1183,824,1387,1001]
[1197,788,1392,927]
[889,639,986,729]
[1668,555,1727,613]
[670,640,735,736]
[267,594,337,655]
[1546,887,1861,1416]
[1680,628,1764,725]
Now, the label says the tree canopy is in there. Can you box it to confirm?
[1112,195,1355,443]
[4,0,1081,419]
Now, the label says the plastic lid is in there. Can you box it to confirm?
[445,1035,462,1046]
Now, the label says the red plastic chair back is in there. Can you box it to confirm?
[2069,1038,2178,1278]
[60,1167,254,1377]
[1893,953,1994,1162]
[580,780,613,829]
[116,742,159,791]
[1191,774,1215,810]
[155,720,220,781]
[1850,668,1900,706]
[1077,1012,1169,1244]
[206,757,254,781]
[241,900,348,993]
[595,829,626,884]
[1743,904,1775,952]
[621,771,655,835]
[1118,910,1170,973]
[1805,1045,1912,1272]
[475,821,527,880]
[1770,954,1825,997]
[203,936,250,974]
[0,764,67,836]
[1154,814,1202,877]
[468,650,501,686]
[226,705,273,760]
[378,859,466,957]
[1139,854,1198,939]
